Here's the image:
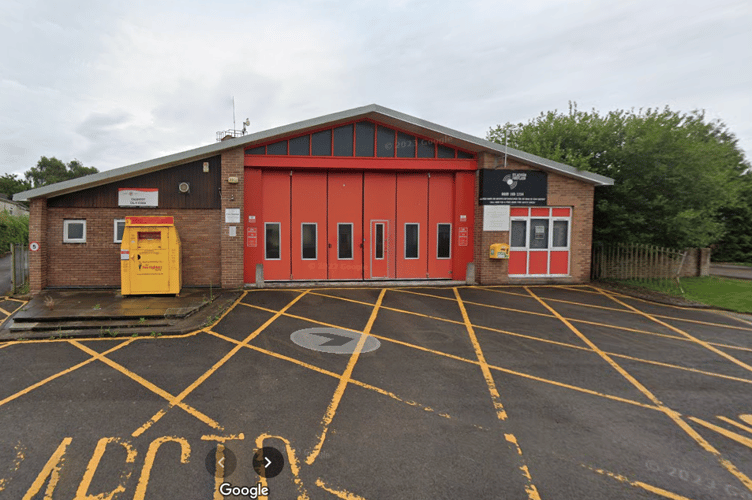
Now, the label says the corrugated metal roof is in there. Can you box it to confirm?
[13,104,613,201]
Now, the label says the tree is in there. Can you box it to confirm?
[487,103,751,249]
[25,157,98,188]
[711,172,752,263]
[0,173,31,198]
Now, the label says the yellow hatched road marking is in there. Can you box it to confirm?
[583,464,696,500]
[69,341,224,433]
[132,290,307,438]
[287,292,752,384]
[256,434,308,500]
[316,478,368,499]
[22,437,72,500]
[454,287,541,500]
[306,288,386,465]
[0,306,11,316]
[595,288,752,374]
[526,287,752,494]
[0,339,135,408]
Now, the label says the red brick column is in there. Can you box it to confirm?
[220,147,245,288]
[29,198,47,293]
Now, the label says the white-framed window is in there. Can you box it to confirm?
[114,219,126,243]
[405,223,419,259]
[374,223,385,260]
[63,219,86,243]
[509,207,571,276]
[437,223,451,259]
[301,223,317,260]
[337,223,353,260]
[265,222,281,260]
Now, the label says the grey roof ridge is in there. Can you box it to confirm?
[14,103,613,201]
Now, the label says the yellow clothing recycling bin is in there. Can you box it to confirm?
[121,216,182,295]
[489,243,510,259]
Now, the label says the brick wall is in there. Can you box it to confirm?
[474,154,595,284]
[29,198,47,293]
[45,208,221,288]
[220,147,244,288]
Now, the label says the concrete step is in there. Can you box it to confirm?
[8,318,174,332]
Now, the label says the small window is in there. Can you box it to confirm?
[457,150,474,159]
[302,223,317,260]
[64,220,86,243]
[377,126,395,157]
[437,223,451,259]
[437,144,455,158]
[405,223,419,259]
[375,223,384,259]
[553,220,569,247]
[114,219,126,243]
[417,139,435,158]
[266,140,288,155]
[338,223,353,259]
[355,122,375,157]
[312,130,332,156]
[289,135,310,155]
[247,146,265,155]
[511,220,526,248]
[529,219,549,249]
[333,125,354,156]
[396,132,416,158]
[265,223,281,260]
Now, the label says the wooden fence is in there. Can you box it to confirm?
[591,242,688,288]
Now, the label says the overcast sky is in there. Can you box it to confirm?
[1,0,750,179]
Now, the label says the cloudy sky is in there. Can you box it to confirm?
[1,0,750,179]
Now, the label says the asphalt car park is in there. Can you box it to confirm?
[1,285,751,499]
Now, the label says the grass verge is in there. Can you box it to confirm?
[619,276,752,313]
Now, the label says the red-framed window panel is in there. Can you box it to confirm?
[508,207,571,276]
[244,119,476,160]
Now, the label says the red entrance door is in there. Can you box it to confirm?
[291,171,327,280]
[328,172,363,280]
[364,172,396,279]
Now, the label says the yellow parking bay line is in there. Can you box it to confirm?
[131,290,309,438]
[526,287,752,495]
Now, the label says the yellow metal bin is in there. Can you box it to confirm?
[121,216,182,295]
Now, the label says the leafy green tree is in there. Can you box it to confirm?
[711,172,752,263]
[487,103,750,249]
[0,173,31,198]
[25,157,98,188]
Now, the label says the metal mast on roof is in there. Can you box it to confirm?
[504,128,508,168]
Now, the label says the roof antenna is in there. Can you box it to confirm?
[504,128,508,169]
[233,96,236,132]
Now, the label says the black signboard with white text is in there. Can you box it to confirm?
[479,170,547,205]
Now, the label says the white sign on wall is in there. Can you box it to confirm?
[225,208,241,223]
[483,205,510,231]
[118,188,158,207]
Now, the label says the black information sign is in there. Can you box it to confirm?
[479,170,547,206]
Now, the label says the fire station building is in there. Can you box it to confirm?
[14,104,613,293]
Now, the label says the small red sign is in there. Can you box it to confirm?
[247,227,258,248]
[29,241,40,252]
[126,216,174,225]
[458,227,469,247]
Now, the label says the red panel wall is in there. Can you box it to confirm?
[452,171,475,281]
[261,171,291,281]
[328,172,363,280]
[363,172,396,279]
[244,168,263,283]
[396,173,428,279]
[428,172,453,278]
[292,172,327,280]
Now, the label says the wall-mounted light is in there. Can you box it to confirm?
[178,182,190,193]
